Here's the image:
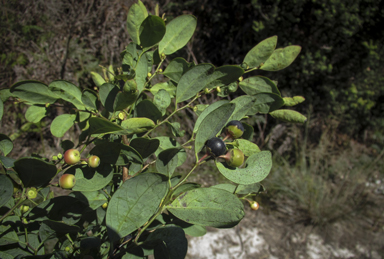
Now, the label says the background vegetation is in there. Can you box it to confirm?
[1,0,383,245]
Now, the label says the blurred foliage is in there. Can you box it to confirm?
[161,0,384,137]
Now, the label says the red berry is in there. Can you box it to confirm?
[64,149,81,165]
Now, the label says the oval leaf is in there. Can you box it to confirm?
[25,105,47,123]
[153,89,171,116]
[134,100,162,122]
[193,100,229,133]
[194,103,235,155]
[121,117,155,134]
[215,151,272,185]
[70,164,114,192]
[239,76,280,96]
[89,117,128,135]
[0,134,13,156]
[283,96,305,106]
[176,64,215,103]
[13,157,57,187]
[159,15,197,55]
[10,80,58,104]
[163,58,193,83]
[50,114,76,138]
[156,148,180,177]
[269,109,307,123]
[0,175,13,208]
[260,45,302,71]
[82,90,98,110]
[126,0,148,45]
[167,188,244,228]
[140,15,166,48]
[49,80,84,109]
[243,36,277,69]
[106,173,168,241]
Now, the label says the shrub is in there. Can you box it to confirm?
[0,1,305,258]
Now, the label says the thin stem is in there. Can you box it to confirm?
[172,162,199,191]
[142,94,200,138]
[0,197,26,223]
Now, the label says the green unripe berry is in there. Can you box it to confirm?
[102,202,108,209]
[59,174,76,189]
[223,149,244,168]
[225,120,245,139]
[20,205,30,213]
[123,80,137,93]
[27,187,38,199]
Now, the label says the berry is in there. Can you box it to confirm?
[20,205,29,213]
[27,187,38,199]
[250,201,259,210]
[59,174,76,189]
[88,155,100,168]
[225,120,245,139]
[222,149,245,168]
[102,202,108,209]
[206,137,226,157]
[64,149,81,165]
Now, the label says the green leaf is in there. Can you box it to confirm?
[0,225,19,245]
[0,155,15,168]
[29,196,85,225]
[99,83,119,113]
[0,134,13,156]
[113,91,138,111]
[135,53,150,93]
[159,15,197,55]
[90,142,121,164]
[50,114,76,138]
[25,105,47,123]
[239,76,280,96]
[150,81,177,97]
[234,139,260,156]
[283,96,305,106]
[228,95,256,121]
[154,137,187,167]
[206,65,244,88]
[241,122,254,141]
[153,89,171,115]
[172,182,201,198]
[89,117,128,135]
[72,191,108,210]
[139,15,166,48]
[194,103,235,155]
[82,89,98,110]
[236,183,262,195]
[260,45,302,71]
[70,164,114,192]
[163,58,194,83]
[167,188,244,228]
[126,0,148,45]
[13,157,57,187]
[90,71,106,87]
[119,144,143,165]
[215,151,272,184]
[10,80,58,104]
[243,35,277,69]
[145,226,188,259]
[39,220,80,242]
[121,117,156,134]
[248,92,284,114]
[269,109,307,123]
[0,88,14,102]
[106,173,168,242]
[193,100,229,133]
[176,64,215,103]
[156,148,179,177]
[134,100,162,122]
[0,175,13,208]
[49,80,84,109]
[129,138,160,159]
[182,224,206,237]
[168,122,185,137]
[210,183,236,193]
